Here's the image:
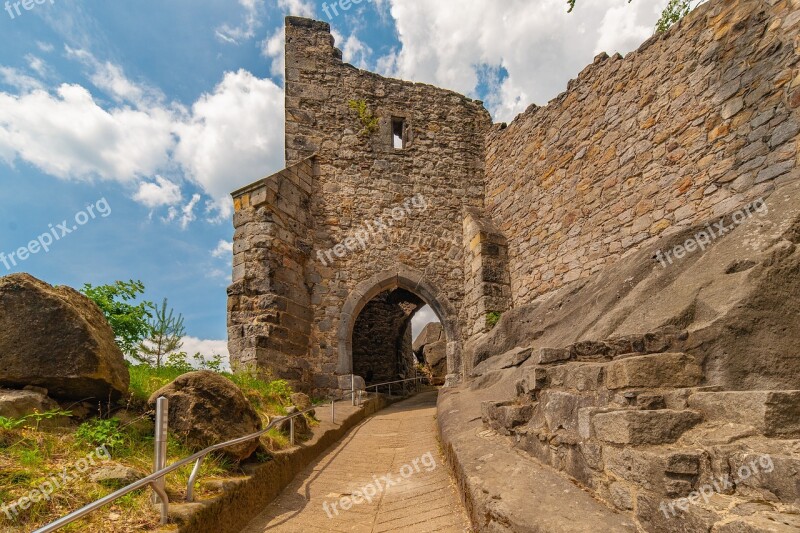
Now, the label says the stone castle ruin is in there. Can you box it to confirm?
[229,0,800,529]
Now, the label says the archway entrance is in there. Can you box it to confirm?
[336,268,462,385]
[351,289,424,385]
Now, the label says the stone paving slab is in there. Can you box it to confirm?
[240,391,470,533]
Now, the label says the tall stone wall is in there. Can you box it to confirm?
[485,0,800,306]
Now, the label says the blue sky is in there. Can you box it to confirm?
[0,0,667,358]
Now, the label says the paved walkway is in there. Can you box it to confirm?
[240,390,470,533]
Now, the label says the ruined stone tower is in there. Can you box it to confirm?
[227,17,509,390]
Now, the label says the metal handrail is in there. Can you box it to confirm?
[34,375,432,533]
[33,392,346,533]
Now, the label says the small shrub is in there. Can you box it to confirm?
[348,99,379,136]
[486,311,502,329]
[76,418,125,449]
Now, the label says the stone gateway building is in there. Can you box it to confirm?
[228,0,800,529]
[229,0,799,393]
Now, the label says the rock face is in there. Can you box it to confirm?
[148,371,262,461]
[0,388,65,427]
[0,273,129,400]
[413,323,447,379]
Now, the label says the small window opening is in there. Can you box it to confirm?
[392,118,406,149]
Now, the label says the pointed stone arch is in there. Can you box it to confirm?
[336,266,462,382]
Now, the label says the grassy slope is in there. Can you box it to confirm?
[0,366,313,532]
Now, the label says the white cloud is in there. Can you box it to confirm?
[277,0,315,17]
[173,69,285,218]
[380,0,668,122]
[179,336,231,370]
[0,67,45,93]
[25,55,48,77]
[216,0,265,44]
[164,193,202,229]
[0,84,174,181]
[133,175,182,208]
[36,41,55,53]
[261,27,286,78]
[65,46,165,107]
[212,240,233,259]
[332,29,372,69]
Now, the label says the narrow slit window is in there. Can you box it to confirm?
[392,118,406,149]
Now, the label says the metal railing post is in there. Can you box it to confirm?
[331,397,335,424]
[152,397,169,523]
[290,416,295,446]
[351,374,356,406]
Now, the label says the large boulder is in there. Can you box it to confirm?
[148,371,262,461]
[0,273,129,400]
[413,322,447,378]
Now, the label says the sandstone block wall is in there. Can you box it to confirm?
[228,158,316,384]
[485,0,800,306]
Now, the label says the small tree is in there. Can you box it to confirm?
[81,280,153,358]
[567,0,705,33]
[139,298,186,368]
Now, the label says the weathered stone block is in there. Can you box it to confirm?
[606,353,703,390]
[534,347,572,364]
[593,409,703,445]
[687,391,800,437]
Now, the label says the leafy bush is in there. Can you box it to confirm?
[76,418,125,449]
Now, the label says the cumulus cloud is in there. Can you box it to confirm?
[380,0,668,122]
[133,175,182,208]
[0,52,284,225]
[0,84,174,181]
[173,69,285,218]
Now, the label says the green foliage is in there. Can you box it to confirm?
[348,99,379,136]
[81,280,153,358]
[128,362,188,403]
[486,311,502,330]
[655,0,693,33]
[139,298,186,368]
[75,418,125,449]
[195,353,224,373]
[0,408,72,431]
[568,0,701,33]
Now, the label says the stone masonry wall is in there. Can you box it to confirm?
[228,158,315,387]
[485,0,800,307]
[283,17,491,386]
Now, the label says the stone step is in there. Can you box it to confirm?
[687,390,800,438]
[592,409,703,445]
[606,353,703,390]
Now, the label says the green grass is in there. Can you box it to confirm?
[0,365,301,531]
